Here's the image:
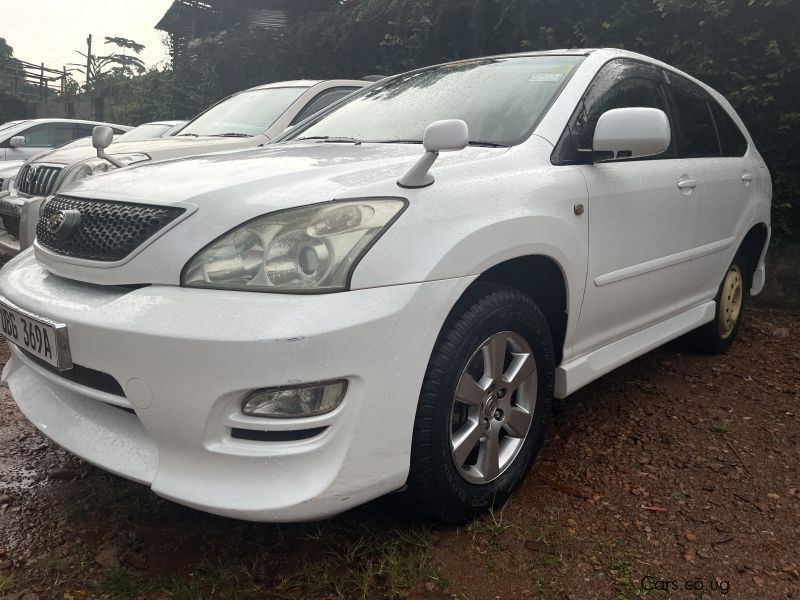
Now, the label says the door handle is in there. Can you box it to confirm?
[677,179,697,190]
[741,173,754,182]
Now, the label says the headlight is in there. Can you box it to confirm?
[59,154,151,189]
[182,199,406,292]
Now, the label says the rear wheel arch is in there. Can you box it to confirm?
[738,223,769,290]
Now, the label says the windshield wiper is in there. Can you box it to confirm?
[296,136,362,145]
[212,133,252,138]
[373,140,506,147]
[177,133,199,137]
[375,140,422,144]
[468,141,508,148]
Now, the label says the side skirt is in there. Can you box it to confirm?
[555,301,716,398]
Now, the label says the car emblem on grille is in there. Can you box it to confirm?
[25,166,37,188]
[48,209,82,241]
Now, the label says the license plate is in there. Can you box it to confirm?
[0,297,72,370]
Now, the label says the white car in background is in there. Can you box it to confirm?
[0,80,368,255]
[0,49,771,523]
[0,118,130,162]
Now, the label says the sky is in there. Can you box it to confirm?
[3,0,173,75]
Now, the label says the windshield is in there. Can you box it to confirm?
[0,120,30,138]
[115,123,174,142]
[0,120,27,133]
[179,87,309,137]
[292,56,582,146]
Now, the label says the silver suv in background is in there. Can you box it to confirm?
[0,79,369,255]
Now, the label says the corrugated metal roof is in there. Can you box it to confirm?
[247,8,288,30]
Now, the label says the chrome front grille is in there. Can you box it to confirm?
[17,164,63,196]
[37,195,186,262]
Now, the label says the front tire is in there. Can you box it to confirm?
[406,284,555,523]
[690,252,748,354]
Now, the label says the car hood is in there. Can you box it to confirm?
[26,135,256,166]
[64,141,505,204]
[34,141,508,286]
[0,160,23,178]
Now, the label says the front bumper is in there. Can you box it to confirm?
[0,191,44,255]
[0,252,474,521]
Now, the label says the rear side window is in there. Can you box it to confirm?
[23,124,73,147]
[553,59,673,163]
[668,74,720,158]
[291,88,359,126]
[710,102,748,156]
[75,126,96,139]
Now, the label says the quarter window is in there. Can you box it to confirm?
[710,101,748,156]
[668,74,720,158]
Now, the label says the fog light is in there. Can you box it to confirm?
[242,380,347,418]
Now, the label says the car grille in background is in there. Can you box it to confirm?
[17,165,63,196]
[37,195,186,262]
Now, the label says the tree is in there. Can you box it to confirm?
[0,37,12,60]
[70,36,147,88]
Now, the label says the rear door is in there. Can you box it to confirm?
[564,59,701,356]
[666,74,755,300]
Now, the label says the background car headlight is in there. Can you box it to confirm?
[182,199,406,292]
[58,154,151,189]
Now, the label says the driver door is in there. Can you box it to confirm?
[565,59,700,357]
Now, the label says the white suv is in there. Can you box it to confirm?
[0,80,368,254]
[0,49,771,523]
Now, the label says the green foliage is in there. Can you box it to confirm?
[0,37,12,59]
[0,93,29,122]
[102,0,800,236]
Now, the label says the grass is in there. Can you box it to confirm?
[96,563,262,599]
[89,526,439,600]
[275,527,442,599]
[597,537,655,600]
[711,422,729,435]
[0,574,15,595]
[67,471,171,523]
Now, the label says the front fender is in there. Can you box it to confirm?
[351,155,589,360]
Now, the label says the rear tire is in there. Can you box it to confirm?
[405,284,555,523]
[690,251,748,354]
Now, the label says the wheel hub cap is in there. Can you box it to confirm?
[482,395,498,419]
[449,331,538,484]
[718,265,743,339]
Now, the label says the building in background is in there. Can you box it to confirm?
[156,0,341,64]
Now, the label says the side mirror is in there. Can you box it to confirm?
[423,119,469,153]
[592,107,671,160]
[92,125,125,168]
[399,119,469,188]
[92,126,114,151]
[9,136,26,148]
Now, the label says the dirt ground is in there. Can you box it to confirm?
[0,297,798,599]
